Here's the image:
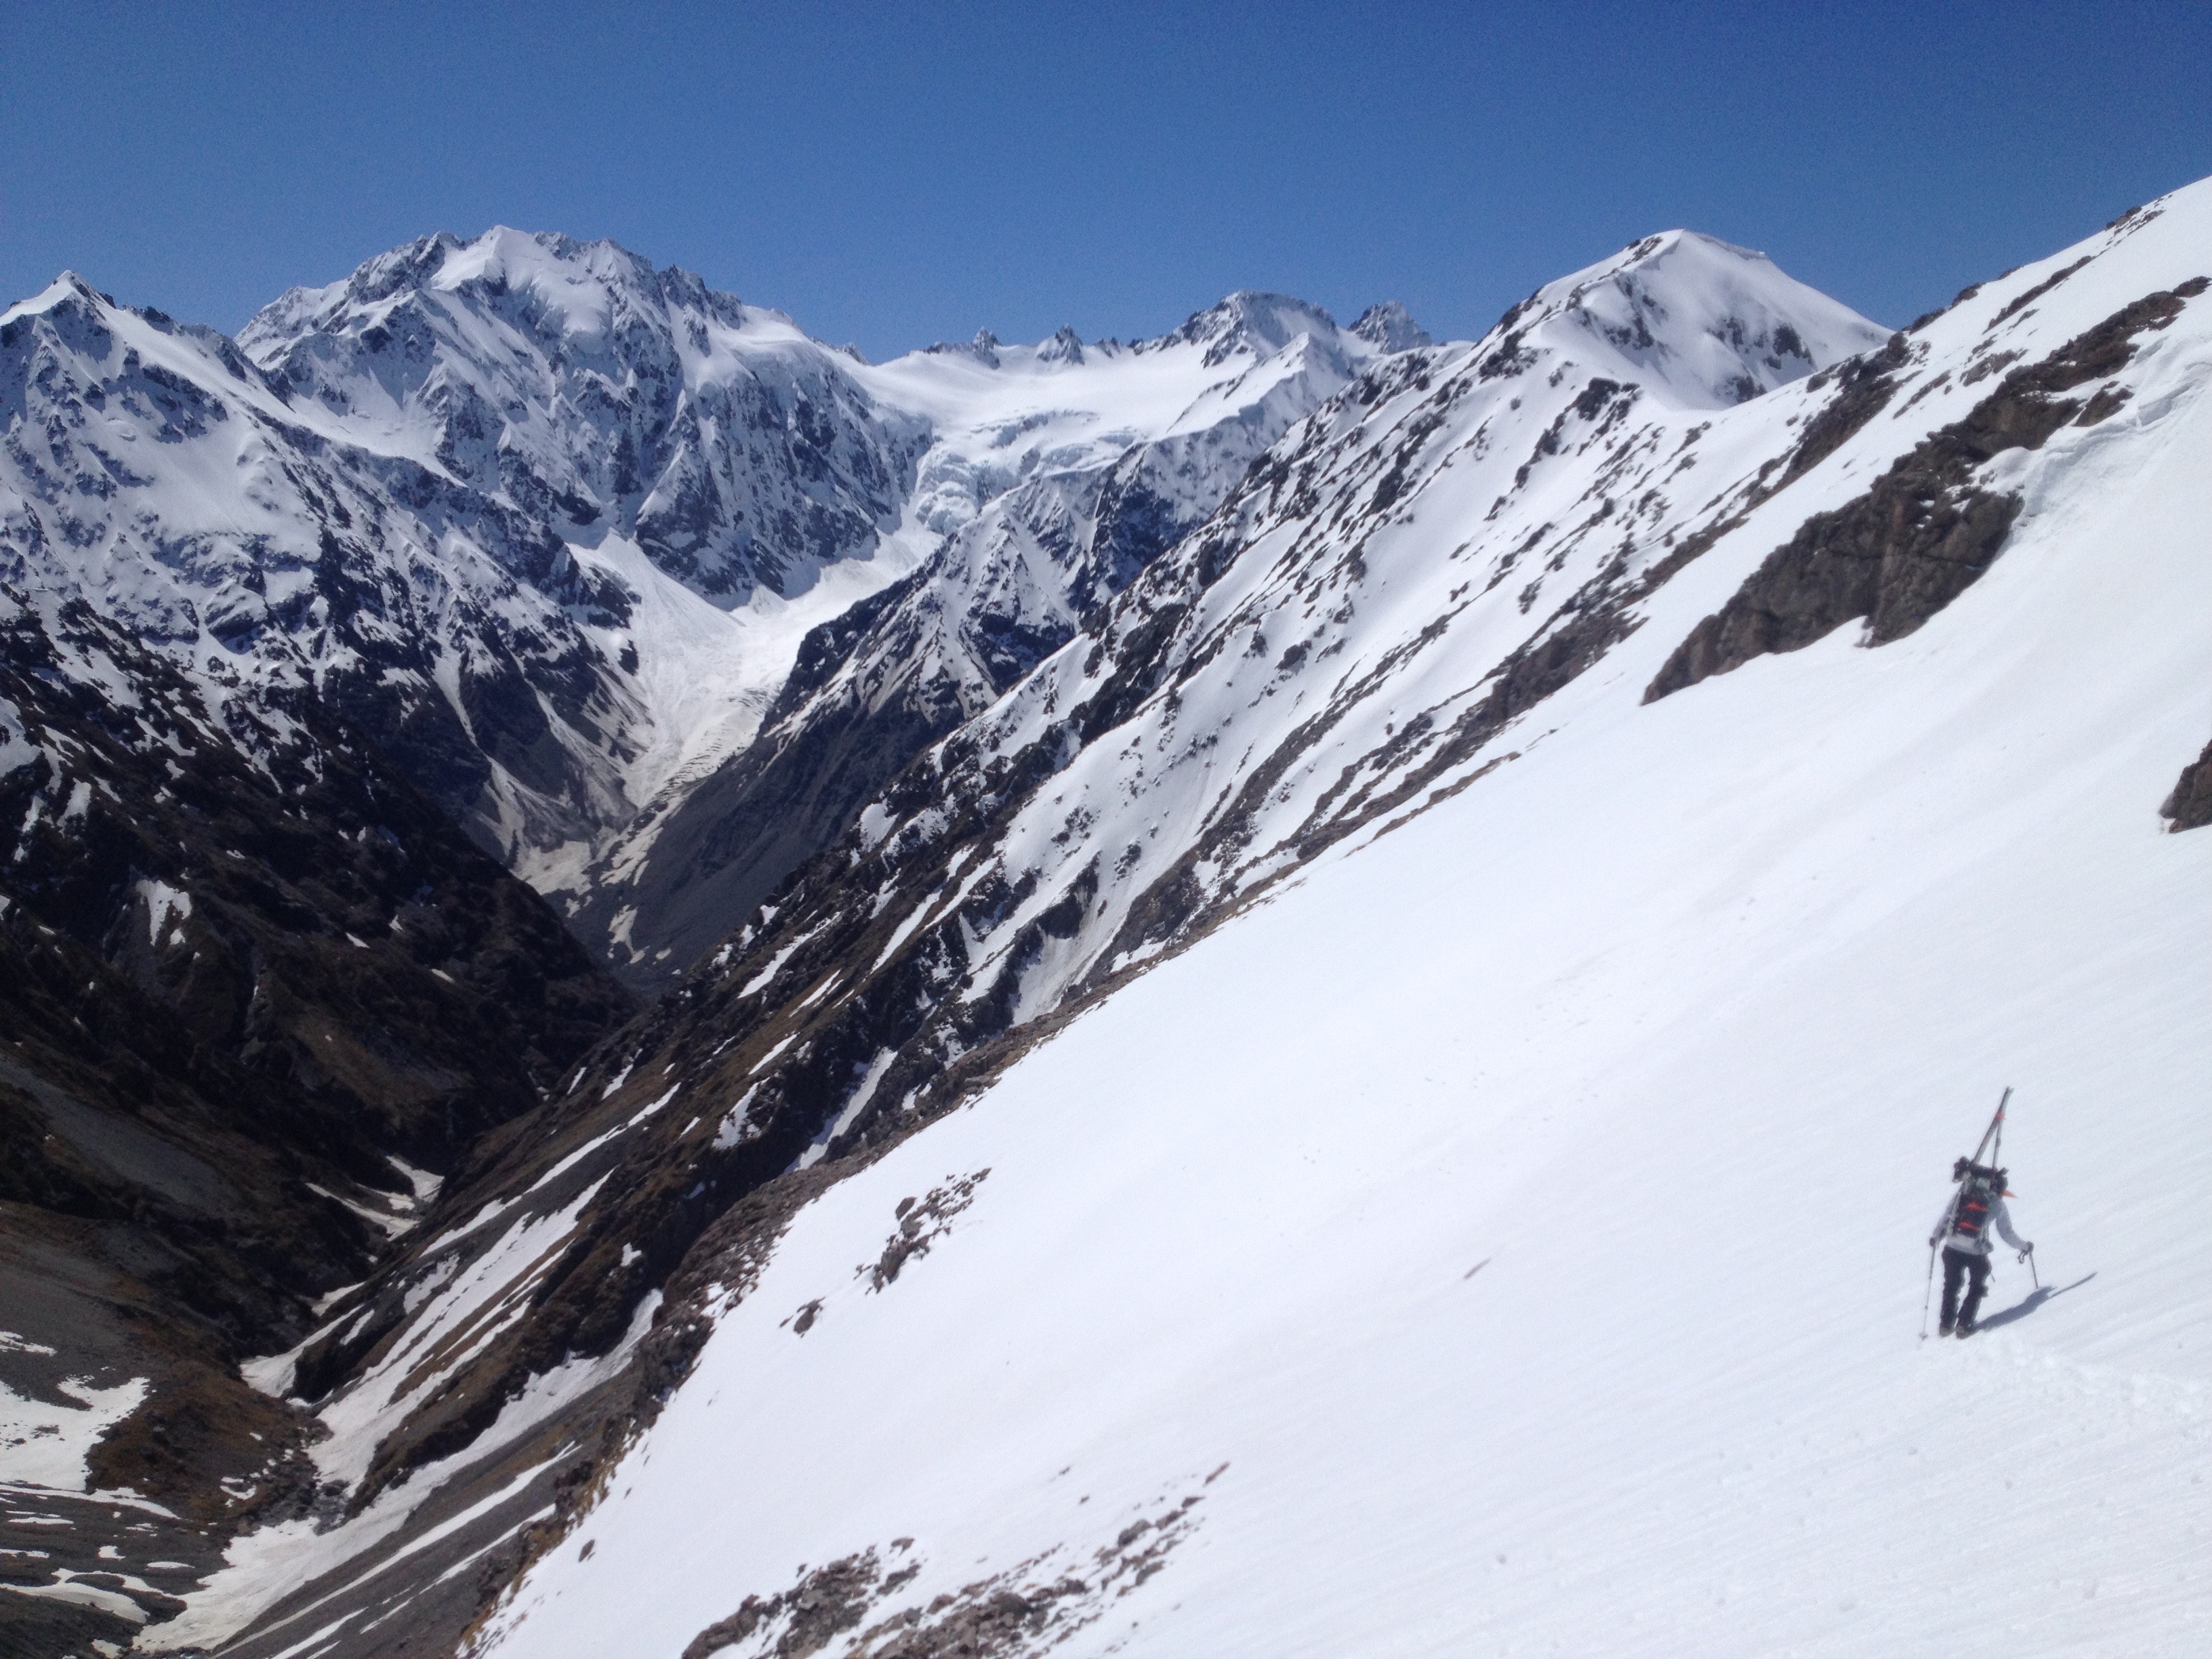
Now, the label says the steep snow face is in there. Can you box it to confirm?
[460,194,2212,1659]
[240,228,927,606]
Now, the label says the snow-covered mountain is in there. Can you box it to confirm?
[7,182,2211,1658]
[1,232,1422,964]
[239,229,920,609]
[571,291,1411,983]
[0,239,909,885]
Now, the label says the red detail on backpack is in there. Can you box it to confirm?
[1953,1179,1996,1241]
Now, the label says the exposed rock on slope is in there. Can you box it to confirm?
[569,295,1410,987]
[0,588,627,1647]
[2163,735,2212,830]
[1647,276,2208,699]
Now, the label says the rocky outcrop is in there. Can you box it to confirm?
[1646,280,2207,701]
[2161,735,2212,831]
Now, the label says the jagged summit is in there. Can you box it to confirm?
[239,226,761,356]
[1,269,107,321]
[1351,298,1433,352]
[1036,323,1087,365]
[897,287,1438,382]
[1151,287,1347,366]
[920,326,1006,365]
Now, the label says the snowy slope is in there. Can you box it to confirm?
[134,188,2212,1658]
[452,202,2212,1658]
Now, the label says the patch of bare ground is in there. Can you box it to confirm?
[680,1474,1218,1659]
[862,1171,991,1294]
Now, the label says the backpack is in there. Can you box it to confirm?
[1949,1158,2007,1242]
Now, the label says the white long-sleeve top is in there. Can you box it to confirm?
[1933,1192,2028,1257]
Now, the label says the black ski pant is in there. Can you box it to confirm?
[1941,1247,1990,1330]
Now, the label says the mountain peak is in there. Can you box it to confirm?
[1507,227,1889,407]
[2,270,111,327]
[921,327,1005,367]
[240,227,752,362]
[1155,289,1343,365]
[1037,323,1087,365]
[1350,300,1432,352]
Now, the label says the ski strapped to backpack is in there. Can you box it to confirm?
[1936,1085,2011,1242]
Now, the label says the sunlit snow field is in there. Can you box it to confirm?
[470,285,2212,1656]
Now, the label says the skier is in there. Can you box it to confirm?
[1929,1160,2032,1336]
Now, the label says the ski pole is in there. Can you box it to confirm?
[1920,1241,1939,1339]
[2022,1248,2041,1290]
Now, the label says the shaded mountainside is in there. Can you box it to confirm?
[0,591,628,1652]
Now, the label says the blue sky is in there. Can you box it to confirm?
[5,1,2209,357]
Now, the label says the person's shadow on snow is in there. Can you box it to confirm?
[1973,1272,2097,1333]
